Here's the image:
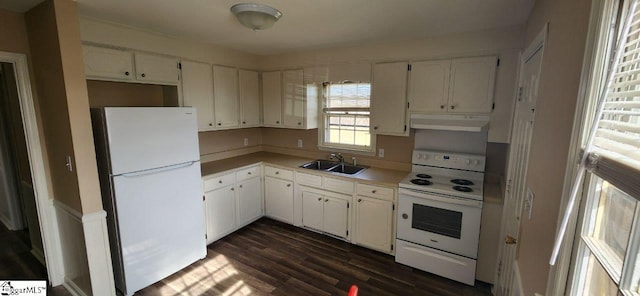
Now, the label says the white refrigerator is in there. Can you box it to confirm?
[91,107,206,295]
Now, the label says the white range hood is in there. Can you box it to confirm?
[410,114,490,132]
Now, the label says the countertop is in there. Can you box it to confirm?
[201,151,505,202]
[201,151,409,187]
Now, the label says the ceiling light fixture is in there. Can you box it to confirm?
[231,3,282,31]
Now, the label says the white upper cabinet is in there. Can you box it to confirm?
[262,71,282,127]
[239,70,260,127]
[371,62,409,136]
[213,65,240,128]
[282,69,305,128]
[181,61,214,131]
[83,45,134,81]
[409,56,497,114]
[408,60,451,113]
[134,52,179,85]
[448,56,497,113]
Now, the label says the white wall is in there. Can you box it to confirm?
[79,17,261,69]
[259,26,525,143]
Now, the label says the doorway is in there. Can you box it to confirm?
[0,61,46,278]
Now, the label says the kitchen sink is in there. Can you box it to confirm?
[300,160,340,170]
[328,164,367,175]
[300,160,367,175]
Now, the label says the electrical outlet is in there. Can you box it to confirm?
[525,188,534,219]
[378,148,384,158]
[297,139,303,148]
[243,138,249,146]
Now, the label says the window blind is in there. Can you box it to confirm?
[589,5,640,200]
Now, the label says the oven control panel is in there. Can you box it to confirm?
[413,150,486,172]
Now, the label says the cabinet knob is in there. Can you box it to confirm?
[209,123,213,126]
[125,71,130,76]
[243,121,246,124]
[231,187,235,191]
[324,199,329,202]
[287,183,291,187]
[248,172,251,175]
[358,199,362,202]
[372,190,377,194]
[141,73,146,78]
[276,121,280,124]
[239,185,243,188]
[402,213,408,219]
[275,171,279,175]
[298,122,301,125]
[218,180,222,184]
[450,105,455,110]
[318,198,322,201]
[218,123,222,126]
[373,126,378,130]
[440,105,445,109]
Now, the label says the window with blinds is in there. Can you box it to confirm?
[319,82,374,151]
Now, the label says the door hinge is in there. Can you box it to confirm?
[205,234,207,239]
[492,103,496,110]
[408,64,412,71]
[497,59,500,67]
[392,204,395,211]
[517,86,525,102]
[347,202,350,209]
[404,125,407,132]
[178,62,182,69]
[391,244,394,251]
[407,102,410,109]
[346,230,349,236]
[203,195,205,201]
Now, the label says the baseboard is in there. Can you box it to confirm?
[63,277,89,296]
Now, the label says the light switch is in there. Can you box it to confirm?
[378,148,384,158]
[297,139,303,148]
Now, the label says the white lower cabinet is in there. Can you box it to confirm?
[354,195,394,253]
[264,175,294,224]
[236,176,262,228]
[205,185,236,244]
[300,186,350,239]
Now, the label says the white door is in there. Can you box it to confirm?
[408,60,451,112]
[448,56,497,113]
[205,186,236,243]
[134,52,179,85]
[264,176,293,223]
[239,70,260,127]
[302,190,324,231]
[103,107,200,175]
[282,69,305,128]
[213,65,239,128]
[236,177,262,227]
[371,62,408,136]
[354,196,393,252]
[494,32,545,296]
[262,71,282,126]
[323,196,349,238]
[181,61,214,130]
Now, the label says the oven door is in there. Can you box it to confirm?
[397,188,482,258]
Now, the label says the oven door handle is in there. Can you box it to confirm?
[399,188,483,208]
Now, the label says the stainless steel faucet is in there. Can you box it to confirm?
[330,153,345,163]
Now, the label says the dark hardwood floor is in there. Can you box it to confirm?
[138,218,493,296]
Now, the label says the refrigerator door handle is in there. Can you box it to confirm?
[117,161,199,178]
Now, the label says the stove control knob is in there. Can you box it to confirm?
[465,159,471,165]
[474,160,480,165]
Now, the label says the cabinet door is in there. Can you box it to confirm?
[236,177,262,227]
[301,191,324,231]
[239,70,260,127]
[354,196,393,252]
[213,65,239,128]
[282,69,305,128]
[323,197,349,239]
[448,56,497,113]
[134,52,179,85]
[205,186,236,244]
[371,62,408,136]
[264,176,293,223]
[262,71,282,126]
[181,61,214,130]
[409,60,450,112]
[83,45,134,81]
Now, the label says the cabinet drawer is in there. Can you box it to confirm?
[236,166,261,182]
[264,166,293,180]
[322,177,354,194]
[357,183,395,201]
[295,172,322,187]
[203,173,235,192]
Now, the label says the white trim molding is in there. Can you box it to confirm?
[0,51,64,285]
[82,210,116,296]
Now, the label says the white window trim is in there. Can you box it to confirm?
[317,82,377,155]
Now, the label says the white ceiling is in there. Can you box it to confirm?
[2,0,535,56]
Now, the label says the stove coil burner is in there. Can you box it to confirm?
[451,179,474,186]
[410,179,433,186]
[416,174,432,179]
[453,186,473,192]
